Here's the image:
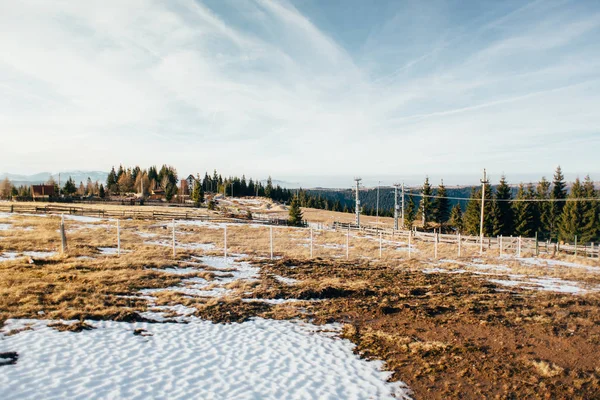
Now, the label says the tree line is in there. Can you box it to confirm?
[405,167,598,243]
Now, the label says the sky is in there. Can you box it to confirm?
[1,0,600,187]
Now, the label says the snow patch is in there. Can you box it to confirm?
[0,318,411,400]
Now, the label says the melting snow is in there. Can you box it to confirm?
[0,318,411,400]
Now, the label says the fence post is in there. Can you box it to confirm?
[434,233,438,259]
[310,227,314,259]
[458,233,461,257]
[60,214,67,254]
[379,232,383,259]
[500,235,503,256]
[346,228,350,260]
[517,236,522,258]
[117,219,121,257]
[172,219,176,257]
[535,232,539,257]
[270,226,273,260]
[592,243,595,259]
[574,235,578,258]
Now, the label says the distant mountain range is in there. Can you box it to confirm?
[0,171,108,186]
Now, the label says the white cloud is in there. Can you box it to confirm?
[0,0,599,184]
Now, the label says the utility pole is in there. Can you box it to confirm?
[354,178,362,227]
[479,169,489,255]
[401,183,405,228]
[393,183,400,230]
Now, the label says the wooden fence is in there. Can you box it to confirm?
[0,203,294,227]
[332,222,600,259]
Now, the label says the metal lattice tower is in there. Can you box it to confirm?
[354,178,362,227]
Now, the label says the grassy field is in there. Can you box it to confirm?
[2,206,600,398]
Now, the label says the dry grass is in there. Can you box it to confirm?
[529,359,565,378]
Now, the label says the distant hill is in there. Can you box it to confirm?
[0,171,108,186]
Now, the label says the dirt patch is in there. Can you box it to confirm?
[48,321,96,332]
[0,352,19,366]
[228,257,600,399]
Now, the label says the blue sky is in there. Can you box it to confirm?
[1,0,599,186]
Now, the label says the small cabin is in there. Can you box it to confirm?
[31,185,55,199]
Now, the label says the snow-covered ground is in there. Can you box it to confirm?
[0,318,411,400]
[428,258,600,295]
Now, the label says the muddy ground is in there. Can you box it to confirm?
[202,258,600,399]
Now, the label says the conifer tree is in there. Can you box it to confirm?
[559,178,584,242]
[107,167,118,194]
[513,184,535,237]
[404,196,416,229]
[463,188,481,235]
[581,176,598,243]
[433,180,450,230]
[550,166,567,239]
[536,177,552,239]
[491,175,513,236]
[265,176,273,199]
[63,177,77,195]
[448,204,463,233]
[419,177,433,229]
[463,186,493,236]
[288,196,304,226]
[99,184,105,199]
[191,180,202,207]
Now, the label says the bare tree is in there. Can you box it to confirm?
[0,178,12,199]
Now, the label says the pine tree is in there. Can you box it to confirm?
[288,196,304,226]
[448,204,463,233]
[491,175,513,236]
[433,180,450,230]
[99,184,105,199]
[559,178,584,242]
[550,166,567,239]
[419,177,433,229]
[463,188,481,236]
[265,176,273,199]
[463,186,493,236]
[191,180,202,207]
[513,184,535,237]
[107,167,118,194]
[581,175,598,243]
[404,196,416,229]
[536,177,552,239]
[63,177,77,195]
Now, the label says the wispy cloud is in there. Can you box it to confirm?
[0,0,599,183]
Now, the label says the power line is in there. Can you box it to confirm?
[401,192,600,203]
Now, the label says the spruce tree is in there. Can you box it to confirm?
[99,184,105,199]
[288,196,304,226]
[463,186,493,236]
[448,204,463,233]
[491,175,513,236]
[536,177,552,239]
[463,188,481,236]
[581,175,598,243]
[513,184,535,237]
[107,167,118,194]
[550,166,567,239]
[63,177,77,195]
[404,196,416,229]
[433,180,450,230]
[191,180,202,207]
[265,176,273,199]
[419,177,433,229]
[559,178,584,242]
